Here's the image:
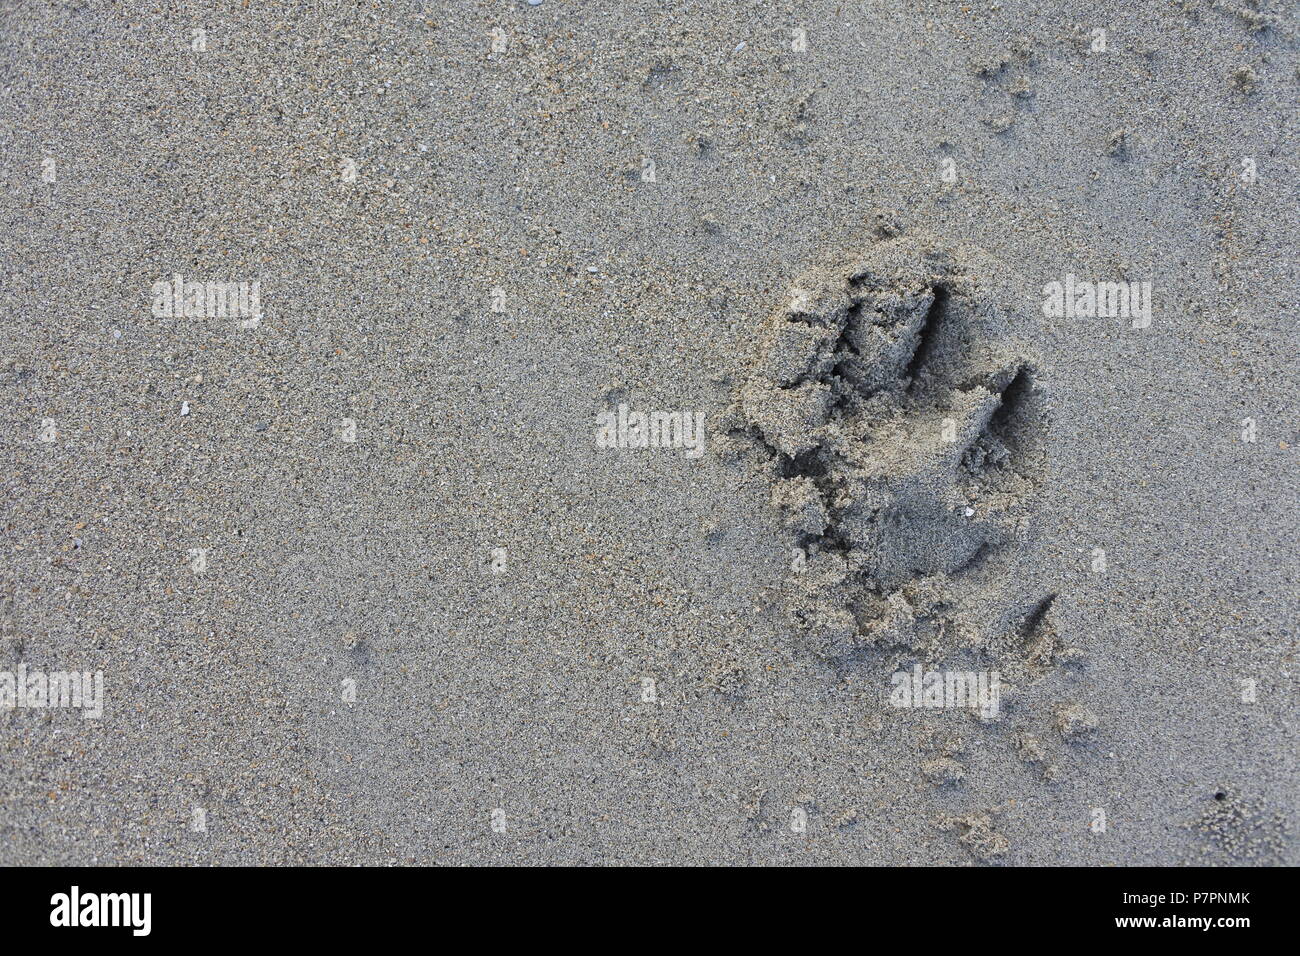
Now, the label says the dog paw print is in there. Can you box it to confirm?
[728,232,1057,670]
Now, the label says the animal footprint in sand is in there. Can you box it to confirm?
[729,233,1060,674]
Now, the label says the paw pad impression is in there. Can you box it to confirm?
[732,233,1056,667]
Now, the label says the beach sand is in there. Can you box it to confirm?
[1,0,1295,864]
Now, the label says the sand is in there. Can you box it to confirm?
[1,0,1296,865]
